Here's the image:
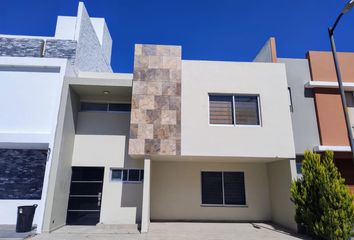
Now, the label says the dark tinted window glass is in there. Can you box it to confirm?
[209,95,234,125]
[296,155,304,175]
[111,169,122,180]
[128,170,140,181]
[68,197,100,210]
[201,172,223,204]
[123,170,128,181]
[234,96,259,125]
[81,102,107,111]
[69,183,103,195]
[345,92,354,107]
[71,167,104,181]
[109,103,131,112]
[140,170,144,181]
[223,172,246,205]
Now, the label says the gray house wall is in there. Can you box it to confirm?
[74,3,112,73]
[278,58,320,155]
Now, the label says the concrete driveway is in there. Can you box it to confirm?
[29,222,307,240]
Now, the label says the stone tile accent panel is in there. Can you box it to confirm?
[0,149,47,199]
[44,39,77,59]
[129,44,182,156]
[0,37,44,57]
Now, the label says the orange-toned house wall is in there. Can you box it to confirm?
[308,51,354,146]
[313,88,349,146]
[308,51,354,83]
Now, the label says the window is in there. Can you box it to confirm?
[109,103,131,112]
[111,169,123,181]
[110,168,144,183]
[288,87,294,112]
[80,102,131,112]
[201,171,246,206]
[345,92,354,107]
[209,94,260,126]
[209,95,234,125]
[296,156,303,178]
[128,169,140,182]
[234,96,259,125]
[81,102,107,111]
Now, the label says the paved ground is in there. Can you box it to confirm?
[0,225,36,240]
[29,223,308,240]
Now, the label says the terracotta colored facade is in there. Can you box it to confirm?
[307,51,354,147]
[307,51,354,189]
[313,88,349,146]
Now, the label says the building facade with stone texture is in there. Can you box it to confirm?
[0,2,116,233]
[0,3,301,235]
[129,43,298,233]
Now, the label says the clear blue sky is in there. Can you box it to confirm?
[1,0,354,73]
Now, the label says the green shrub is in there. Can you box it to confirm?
[291,151,354,240]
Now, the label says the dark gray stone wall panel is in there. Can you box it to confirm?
[0,149,47,199]
[0,38,44,57]
[44,39,77,59]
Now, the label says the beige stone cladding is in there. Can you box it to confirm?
[129,44,181,156]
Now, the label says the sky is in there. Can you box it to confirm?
[1,0,354,73]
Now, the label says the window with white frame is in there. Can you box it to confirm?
[111,169,144,182]
[201,171,246,206]
[209,94,260,126]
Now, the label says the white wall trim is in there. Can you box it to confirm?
[305,81,354,90]
[313,145,351,152]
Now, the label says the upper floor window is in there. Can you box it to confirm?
[80,102,131,112]
[345,92,354,108]
[209,94,260,126]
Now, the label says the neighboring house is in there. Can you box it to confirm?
[0,2,115,233]
[258,38,354,193]
[254,38,321,177]
[0,3,299,234]
[306,51,354,193]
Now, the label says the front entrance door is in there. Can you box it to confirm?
[66,167,104,225]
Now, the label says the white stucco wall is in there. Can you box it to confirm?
[71,111,143,224]
[0,57,68,232]
[181,60,295,159]
[267,159,297,231]
[151,161,271,221]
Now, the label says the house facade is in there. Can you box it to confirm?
[258,38,354,193]
[0,2,115,232]
[0,2,308,235]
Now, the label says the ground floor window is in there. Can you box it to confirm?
[201,171,246,206]
[111,168,144,183]
[296,155,303,178]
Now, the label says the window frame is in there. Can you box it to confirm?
[200,170,247,207]
[288,87,294,112]
[208,93,262,127]
[80,101,131,113]
[110,168,144,183]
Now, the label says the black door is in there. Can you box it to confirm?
[66,167,104,225]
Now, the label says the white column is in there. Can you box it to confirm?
[141,157,151,233]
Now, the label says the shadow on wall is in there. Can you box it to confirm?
[304,88,314,98]
[121,183,143,223]
[75,112,131,136]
